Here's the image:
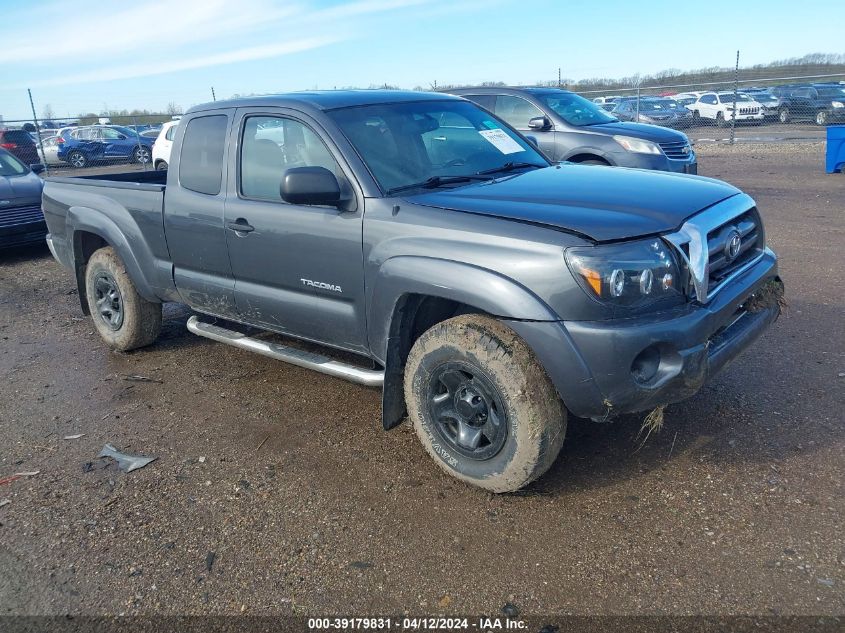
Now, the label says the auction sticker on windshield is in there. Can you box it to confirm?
[478,128,522,154]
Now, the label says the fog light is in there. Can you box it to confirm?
[631,346,661,384]
[610,269,625,297]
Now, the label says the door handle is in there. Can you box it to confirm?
[227,219,254,233]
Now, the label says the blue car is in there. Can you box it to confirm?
[57,125,153,168]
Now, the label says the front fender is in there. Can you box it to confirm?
[367,256,558,364]
[68,206,160,303]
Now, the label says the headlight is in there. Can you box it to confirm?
[565,239,684,310]
[613,135,662,155]
[832,101,844,108]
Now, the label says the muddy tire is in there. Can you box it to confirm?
[84,247,162,351]
[404,314,566,493]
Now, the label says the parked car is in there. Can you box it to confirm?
[0,149,46,248]
[36,136,63,166]
[450,87,697,173]
[0,129,41,166]
[686,92,764,126]
[771,84,845,125]
[611,97,694,128]
[57,125,154,168]
[152,120,179,170]
[41,90,781,492]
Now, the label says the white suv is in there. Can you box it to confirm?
[687,91,765,126]
[152,120,179,171]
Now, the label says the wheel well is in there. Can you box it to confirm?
[73,231,109,315]
[567,153,609,165]
[381,294,483,430]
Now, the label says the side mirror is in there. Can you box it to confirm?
[528,116,550,130]
[117,134,127,140]
[30,163,45,174]
[525,135,539,148]
[281,166,341,206]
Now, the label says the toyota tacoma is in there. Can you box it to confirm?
[41,91,783,492]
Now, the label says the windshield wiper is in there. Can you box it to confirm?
[386,175,489,196]
[476,162,544,176]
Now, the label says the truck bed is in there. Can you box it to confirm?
[41,169,175,302]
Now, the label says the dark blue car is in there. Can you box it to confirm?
[0,149,46,248]
[57,125,153,168]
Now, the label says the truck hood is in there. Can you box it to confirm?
[407,164,741,242]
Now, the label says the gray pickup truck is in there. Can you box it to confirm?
[42,91,783,492]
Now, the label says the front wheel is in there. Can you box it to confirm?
[815,111,828,126]
[779,108,790,124]
[85,246,162,351]
[404,315,566,493]
[716,111,727,127]
[155,160,168,171]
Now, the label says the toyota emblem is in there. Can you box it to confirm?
[725,231,742,261]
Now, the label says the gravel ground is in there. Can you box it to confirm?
[0,147,843,619]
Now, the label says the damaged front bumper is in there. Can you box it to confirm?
[508,249,781,421]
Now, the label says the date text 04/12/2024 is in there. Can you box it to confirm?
[307,617,528,630]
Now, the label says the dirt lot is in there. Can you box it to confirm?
[1,146,843,620]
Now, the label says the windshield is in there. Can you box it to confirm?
[0,150,28,176]
[328,100,548,194]
[638,100,679,112]
[719,94,755,104]
[536,92,618,126]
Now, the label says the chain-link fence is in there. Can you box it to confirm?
[2,62,844,177]
[0,113,180,176]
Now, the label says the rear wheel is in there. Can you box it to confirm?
[404,315,566,493]
[85,247,162,351]
[133,146,152,164]
[68,151,87,168]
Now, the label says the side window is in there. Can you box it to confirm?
[240,115,341,202]
[179,115,227,196]
[165,125,177,141]
[494,95,544,129]
[101,128,123,140]
[464,94,495,110]
[701,95,717,105]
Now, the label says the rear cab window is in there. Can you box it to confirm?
[179,115,228,195]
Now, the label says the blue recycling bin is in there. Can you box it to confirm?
[826,125,845,173]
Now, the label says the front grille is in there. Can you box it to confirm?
[658,140,692,159]
[0,204,44,229]
[706,208,763,289]
[738,107,759,115]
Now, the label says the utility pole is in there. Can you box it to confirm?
[27,88,48,175]
[558,67,561,88]
[730,50,739,145]
[211,86,217,102]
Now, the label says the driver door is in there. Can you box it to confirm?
[223,109,367,353]
[492,95,559,160]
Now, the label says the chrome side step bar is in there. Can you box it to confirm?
[186,316,384,387]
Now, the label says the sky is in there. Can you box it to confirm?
[1,0,841,122]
